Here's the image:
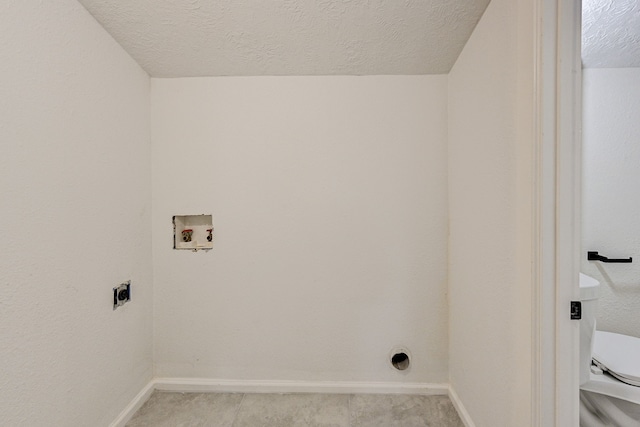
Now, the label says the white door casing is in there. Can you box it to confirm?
[532,0,582,425]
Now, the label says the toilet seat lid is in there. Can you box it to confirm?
[593,331,640,387]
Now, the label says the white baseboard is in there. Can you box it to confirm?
[108,380,155,427]
[448,387,476,427]
[153,377,449,396]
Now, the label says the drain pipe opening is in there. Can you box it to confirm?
[391,351,410,371]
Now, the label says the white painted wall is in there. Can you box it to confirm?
[151,76,449,384]
[582,68,640,338]
[0,1,152,425]
[447,0,534,424]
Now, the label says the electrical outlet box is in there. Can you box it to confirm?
[173,214,213,251]
[113,281,131,310]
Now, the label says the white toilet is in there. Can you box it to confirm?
[579,273,640,426]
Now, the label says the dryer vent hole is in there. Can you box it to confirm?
[391,352,410,371]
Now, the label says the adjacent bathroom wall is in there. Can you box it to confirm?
[448,0,534,424]
[582,68,640,338]
[151,76,449,384]
[0,1,152,425]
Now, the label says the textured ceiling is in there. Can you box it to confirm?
[583,0,640,68]
[76,0,490,77]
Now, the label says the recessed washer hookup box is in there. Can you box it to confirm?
[173,214,213,251]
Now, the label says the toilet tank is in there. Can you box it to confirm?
[580,273,601,386]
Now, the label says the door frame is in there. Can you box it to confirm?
[532,0,582,425]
